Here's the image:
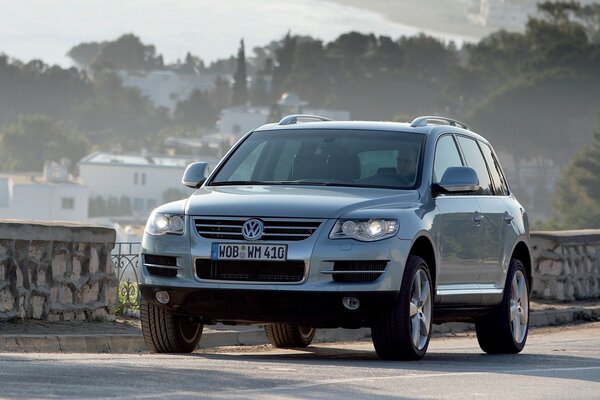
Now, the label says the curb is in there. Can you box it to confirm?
[1,306,598,353]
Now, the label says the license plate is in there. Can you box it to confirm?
[212,243,288,261]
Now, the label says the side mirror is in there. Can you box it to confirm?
[182,162,208,188]
[432,166,480,196]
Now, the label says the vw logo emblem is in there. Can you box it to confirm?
[242,219,264,241]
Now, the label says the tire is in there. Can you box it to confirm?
[140,299,203,353]
[371,255,433,361]
[475,258,530,354]
[265,324,316,348]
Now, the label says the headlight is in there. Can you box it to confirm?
[329,218,399,242]
[145,212,185,236]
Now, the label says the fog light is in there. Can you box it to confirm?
[155,291,170,304]
[342,296,360,310]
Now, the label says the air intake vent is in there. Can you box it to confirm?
[146,266,177,278]
[194,217,322,241]
[144,254,177,267]
[196,259,305,282]
[143,254,178,278]
[330,260,388,283]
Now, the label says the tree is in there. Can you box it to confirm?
[67,41,104,69]
[272,33,297,96]
[0,115,90,172]
[71,72,170,149]
[231,40,248,106]
[174,89,217,129]
[90,34,164,71]
[552,115,600,228]
[576,4,600,43]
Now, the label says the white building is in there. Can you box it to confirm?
[0,163,89,222]
[78,152,217,216]
[116,69,223,114]
[218,93,351,137]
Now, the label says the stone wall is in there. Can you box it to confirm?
[531,230,600,301]
[0,220,117,321]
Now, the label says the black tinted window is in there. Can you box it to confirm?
[456,136,493,195]
[433,135,463,183]
[480,142,509,196]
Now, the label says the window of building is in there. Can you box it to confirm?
[147,198,157,210]
[141,173,146,185]
[61,198,75,210]
[134,173,139,185]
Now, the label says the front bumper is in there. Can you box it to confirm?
[140,284,398,328]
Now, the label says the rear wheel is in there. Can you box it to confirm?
[371,255,433,360]
[475,258,529,354]
[265,324,316,348]
[140,299,203,353]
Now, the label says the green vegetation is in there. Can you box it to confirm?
[116,281,139,315]
[0,3,599,227]
[551,116,600,229]
[0,115,89,172]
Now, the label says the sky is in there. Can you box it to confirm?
[0,0,473,67]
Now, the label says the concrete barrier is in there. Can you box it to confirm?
[0,220,117,321]
[530,230,600,301]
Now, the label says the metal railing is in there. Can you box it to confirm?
[112,242,141,312]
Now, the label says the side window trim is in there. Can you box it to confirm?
[454,134,495,196]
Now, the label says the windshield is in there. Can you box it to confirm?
[209,129,425,189]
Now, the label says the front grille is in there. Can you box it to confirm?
[332,260,388,283]
[194,217,322,241]
[143,254,178,278]
[196,259,305,282]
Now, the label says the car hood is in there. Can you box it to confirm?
[185,185,419,218]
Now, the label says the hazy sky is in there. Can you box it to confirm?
[0,0,471,66]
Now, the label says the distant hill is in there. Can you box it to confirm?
[328,0,496,38]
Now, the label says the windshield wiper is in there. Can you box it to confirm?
[210,180,272,186]
[276,181,368,188]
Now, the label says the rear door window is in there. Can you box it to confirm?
[479,142,509,196]
[456,136,493,195]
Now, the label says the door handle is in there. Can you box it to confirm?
[473,212,483,224]
[503,212,514,224]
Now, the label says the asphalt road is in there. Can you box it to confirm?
[0,322,599,399]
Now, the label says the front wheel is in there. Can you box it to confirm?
[475,258,530,354]
[140,299,203,353]
[265,324,316,348]
[371,255,433,360]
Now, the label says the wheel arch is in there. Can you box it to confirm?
[511,241,533,292]
[408,233,437,290]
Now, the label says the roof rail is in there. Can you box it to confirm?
[278,114,332,125]
[410,116,469,130]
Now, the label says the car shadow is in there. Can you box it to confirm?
[191,346,600,384]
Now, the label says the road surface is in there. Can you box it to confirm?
[0,322,598,399]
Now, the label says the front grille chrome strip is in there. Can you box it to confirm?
[193,217,323,241]
[143,263,181,270]
[321,270,385,274]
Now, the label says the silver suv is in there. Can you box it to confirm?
[139,115,532,360]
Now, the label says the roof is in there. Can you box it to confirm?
[252,119,487,142]
[254,120,429,134]
[0,173,84,187]
[78,152,197,168]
